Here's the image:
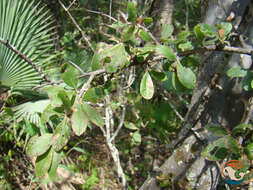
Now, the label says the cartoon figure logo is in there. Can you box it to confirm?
[221,160,249,185]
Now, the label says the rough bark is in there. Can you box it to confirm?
[152,0,174,39]
[140,0,253,189]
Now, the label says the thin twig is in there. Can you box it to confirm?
[85,9,118,22]
[79,69,105,78]
[178,44,253,56]
[104,93,127,188]
[68,60,85,75]
[78,74,95,98]
[185,0,189,30]
[85,8,159,45]
[137,24,160,45]
[58,0,94,52]
[67,0,77,10]
[110,105,126,142]
[0,37,54,84]
[109,0,113,23]
[169,102,185,121]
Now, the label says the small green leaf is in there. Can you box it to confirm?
[122,26,135,42]
[176,31,191,43]
[143,17,153,24]
[71,104,88,136]
[124,121,138,130]
[199,24,217,37]
[227,67,248,78]
[150,70,167,81]
[138,30,152,42]
[48,150,62,181]
[71,147,86,154]
[245,143,253,160]
[156,45,176,61]
[83,87,104,103]
[127,2,137,22]
[202,137,229,161]
[104,44,129,73]
[194,25,204,42]
[205,125,228,136]
[161,24,174,40]
[176,63,196,89]
[178,41,193,51]
[216,22,232,37]
[60,64,79,89]
[27,134,53,156]
[57,90,72,111]
[232,123,252,135]
[132,131,141,144]
[41,105,62,124]
[226,136,241,154]
[35,148,53,178]
[52,120,71,151]
[171,72,188,92]
[82,104,104,127]
[140,71,154,100]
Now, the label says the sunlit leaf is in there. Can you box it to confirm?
[124,121,138,130]
[176,63,196,89]
[82,104,104,127]
[35,148,53,178]
[60,64,79,89]
[140,71,154,100]
[156,45,176,61]
[52,120,71,151]
[71,103,88,136]
[161,24,174,40]
[27,134,53,156]
[227,67,248,78]
[138,30,152,42]
[48,150,62,181]
[132,131,141,144]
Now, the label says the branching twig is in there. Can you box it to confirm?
[79,68,105,78]
[58,0,94,52]
[104,94,127,189]
[67,0,77,10]
[77,69,105,98]
[110,105,126,142]
[68,60,85,75]
[85,8,160,45]
[0,37,55,84]
[78,74,95,98]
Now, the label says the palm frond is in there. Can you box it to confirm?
[0,0,56,89]
[12,99,50,124]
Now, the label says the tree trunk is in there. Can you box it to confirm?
[140,0,253,189]
[152,0,174,39]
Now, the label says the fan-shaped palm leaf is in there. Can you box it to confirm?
[0,0,56,89]
[12,99,50,124]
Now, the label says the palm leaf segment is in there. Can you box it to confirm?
[0,0,56,89]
